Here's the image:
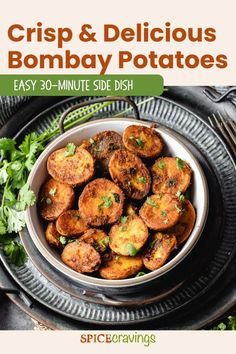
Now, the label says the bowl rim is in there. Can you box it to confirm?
[24,117,209,288]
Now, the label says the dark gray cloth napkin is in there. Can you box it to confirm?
[0,96,31,128]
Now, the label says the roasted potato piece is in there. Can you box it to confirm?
[45,222,62,249]
[56,210,88,237]
[151,157,192,195]
[109,215,148,256]
[99,253,143,280]
[142,233,177,271]
[123,125,163,158]
[39,178,74,221]
[124,202,138,216]
[80,229,109,253]
[61,240,101,273]
[81,131,124,174]
[47,146,94,186]
[109,149,151,200]
[167,200,196,245]
[139,194,182,230]
[79,178,125,226]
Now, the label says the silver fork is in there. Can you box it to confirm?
[208,111,236,157]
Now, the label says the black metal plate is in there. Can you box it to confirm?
[0,94,236,327]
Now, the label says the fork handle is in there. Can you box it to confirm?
[204,87,236,103]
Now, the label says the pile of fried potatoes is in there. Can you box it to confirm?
[38,125,196,280]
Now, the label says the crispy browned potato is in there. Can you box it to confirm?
[167,200,196,245]
[99,253,143,280]
[151,157,192,195]
[142,233,177,271]
[123,125,163,158]
[81,131,124,174]
[45,222,62,249]
[79,178,125,226]
[47,146,94,186]
[56,210,88,237]
[61,240,101,273]
[39,178,74,221]
[109,149,151,200]
[124,202,138,216]
[139,194,182,230]
[109,215,148,256]
[80,229,109,253]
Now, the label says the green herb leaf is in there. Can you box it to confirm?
[74,213,81,220]
[158,160,165,169]
[136,271,146,277]
[175,204,183,213]
[0,219,7,235]
[127,243,138,256]
[176,157,185,170]
[5,208,26,233]
[98,196,113,210]
[46,198,52,205]
[0,138,16,152]
[59,236,67,245]
[135,138,144,148]
[161,210,167,218]
[138,176,146,184]
[120,216,128,224]
[163,219,169,224]
[49,187,57,197]
[64,143,76,157]
[176,191,185,202]
[146,197,159,208]
[89,138,95,145]
[3,241,27,266]
[99,236,110,248]
[120,226,127,232]
[16,183,36,211]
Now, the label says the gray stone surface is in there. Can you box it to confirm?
[0,295,34,330]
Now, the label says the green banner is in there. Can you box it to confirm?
[0,74,163,96]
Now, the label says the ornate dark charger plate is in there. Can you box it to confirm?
[0,96,236,326]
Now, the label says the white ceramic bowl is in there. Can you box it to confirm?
[24,118,209,289]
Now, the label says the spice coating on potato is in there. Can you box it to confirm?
[151,157,192,195]
[109,149,151,200]
[139,194,182,230]
[143,233,177,271]
[61,240,101,273]
[167,200,196,245]
[47,146,94,186]
[45,222,62,249]
[39,178,74,221]
[109,215,148,256]
[79,178,125,226]
[56,210,88,237]
[99,253,143,280]
[81,131,124,174]
[80,229,109,253]
[124,202,139,216]
[123,125,163,158]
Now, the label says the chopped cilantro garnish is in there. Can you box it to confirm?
[64,143,76,157]
[138,176,146,183]
[158,160,165,169]
[176,157,185,170]
[146,197,159,208]
[46,197,52,205]
[136,271,146,277]
[120,226,127,232]
[161,210,167,218]
[89,138,95,145]
[49,188,57,197]
[59,236,67,245]
[135,138,144,148]
[120,216,128,224]
[98,196,113,210]
[175,204,183,213]
[127,243,138,256]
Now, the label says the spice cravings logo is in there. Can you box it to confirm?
[80,332,157,347]
[5,22,228,74]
